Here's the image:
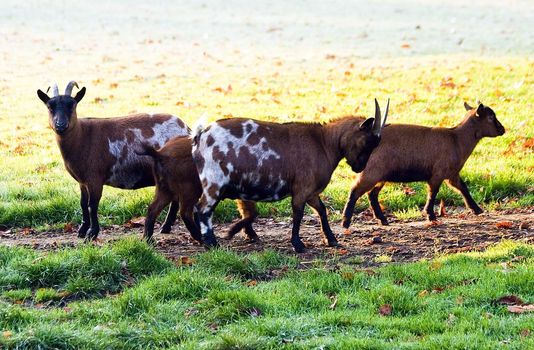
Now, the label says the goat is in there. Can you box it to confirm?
[137,136,259,243]
[192,99,388,252]
[342,102,505,227]
[37,81,190,240]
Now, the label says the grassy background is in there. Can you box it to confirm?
[0,57,532,229]
[0,238,533,349]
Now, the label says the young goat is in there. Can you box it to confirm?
[342,102,505,227]
[192,99,388,252]
[137,136,259,243]
[37,82,190,240]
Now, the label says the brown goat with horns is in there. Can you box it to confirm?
[37,81,190,240]
[342,102,505,227]
[192,99,389,252]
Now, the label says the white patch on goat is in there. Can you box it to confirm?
[107,116,189,188]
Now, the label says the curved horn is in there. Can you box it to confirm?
[372,98,382,136]
[382,98,390,127]
[64,81,79,96]
[47,84,59,97]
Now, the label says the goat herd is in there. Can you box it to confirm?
[36,81,505,252]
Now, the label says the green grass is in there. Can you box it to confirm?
[0,56,533,229]
[0,239,533,349]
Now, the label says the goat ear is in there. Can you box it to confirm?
[74,87,86,103]
[359,118,374,131]
[37,90,50,104]
[476,103,485,117]
[464,102,474,111]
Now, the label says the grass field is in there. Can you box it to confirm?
[0,57,533,229]
[0,238,533,349]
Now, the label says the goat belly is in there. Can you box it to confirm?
[105,157,155,189]
[222,177,290,202]
[383,167,431,183]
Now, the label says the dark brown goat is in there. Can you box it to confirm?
[192,100,389,252]
[137,136,259,243]
[342,102,505,227]
[37,82,190,240]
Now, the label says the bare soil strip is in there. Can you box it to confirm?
[1,208,532,265]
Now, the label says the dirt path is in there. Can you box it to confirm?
[1,208,532,264]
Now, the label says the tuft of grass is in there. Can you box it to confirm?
[0,240,533,348]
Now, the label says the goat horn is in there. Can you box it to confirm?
[382,98,390,128]
[372,98,382,136]
[47,84,59,97]
[64,81,79,96]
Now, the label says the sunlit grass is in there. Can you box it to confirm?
[0,56,532,228]
[0,239,532,349]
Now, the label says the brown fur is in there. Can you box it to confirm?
[37,85,189,240]
[342,103,505,227]
[142,136,259,243]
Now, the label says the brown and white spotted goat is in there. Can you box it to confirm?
[192,99,389,252]
[37,82,190,240]
[137,136,259,244]
[341,102,506,227]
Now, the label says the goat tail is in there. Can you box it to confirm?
[191,113,209,146]
[134,142,159,158]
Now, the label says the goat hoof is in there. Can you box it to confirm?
[341,219,351,229]
[159,225,172,234]
[292,241,306,253]
[379,219,389,226]
[202,235,219,249]
[472,208,483,215]
[245,236,260,243]
[324,239,339,247]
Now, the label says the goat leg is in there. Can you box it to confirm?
[85,185,103,241]
[368,183,388,225]
[78,185,90,238]
[160,201,179,234]
[179,202,202,243]
[446,176,483,215]
[144,193,171,243]
[290,198,306,253]
[423,180,442,222]
[307,196,338,247]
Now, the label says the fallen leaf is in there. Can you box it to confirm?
[520,329,531,337]
[246,280,258,287]
[418,290,429,298]
[343,228,351,236]
[338,249,349,255]
[63,223,74,233]
[439,76,456,89]
[507,304,534,314]
[325,54,336,60]
[425,220,442,228]
[2,331,13,339]
[20,227,35,235]
[63,306,72,313]
[180,256,193,265]
[402,186,416,195]
[495,221,513,229]
[329,296,338,310]
[497,295,524,305]
[124,217,145,228]
[379,304,392,316]
[400,43,411,49]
